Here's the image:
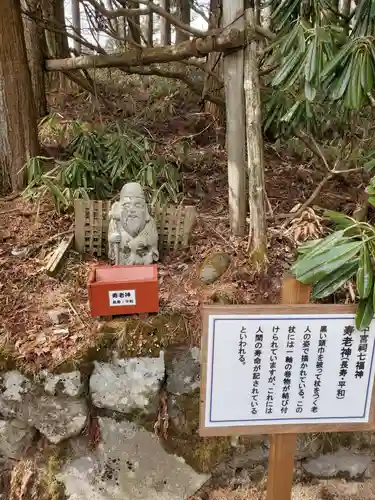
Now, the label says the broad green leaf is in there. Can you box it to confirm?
[297,238,324,255]
[331,56,354,100]
[312,260,359,299]
[293,230,346,264]
[356,292,374,330]
[324,210,356,229]
[316,27,331,42]
[280,101,300,122]
[356,245,374,298]
[363,158,375,172]
[294,241,363,284]
[321,41,355,80]
[305,80,317,101]
[272,50,303,87]
[305,37,317,83]
[368,197,375,207]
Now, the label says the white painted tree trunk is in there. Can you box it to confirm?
[222,0,246,236]
[244,8,267,265]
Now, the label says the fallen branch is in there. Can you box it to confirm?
[274,174,333,222]
[45,28,252,71]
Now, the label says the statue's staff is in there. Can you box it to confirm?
[109,206,121,265]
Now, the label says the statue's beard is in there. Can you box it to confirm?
[123,213,146,237]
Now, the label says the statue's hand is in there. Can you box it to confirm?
[109,232,121,244]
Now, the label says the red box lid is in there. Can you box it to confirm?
[94,264,157,283]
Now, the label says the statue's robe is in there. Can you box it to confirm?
[108,203,159,265]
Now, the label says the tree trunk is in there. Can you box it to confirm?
[146,2,154,46]
[21,0,48,119]
[127,1,141,45]
[0,0,39,192]
[159,0,171,45]
[204,0,224,125]
[222,0,247,236]
[175,0,191,44]
[71,0,81,55]
[244,8,267,266]
[42,0,70,91]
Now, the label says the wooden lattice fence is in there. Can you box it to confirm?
[74,199,197,258]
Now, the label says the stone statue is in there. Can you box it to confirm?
[108,182,159,265]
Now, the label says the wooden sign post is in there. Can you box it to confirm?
[200,275,375,500]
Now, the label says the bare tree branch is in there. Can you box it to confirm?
[45,29,251,71]
[127,0,208,37]
[80,0,148,19]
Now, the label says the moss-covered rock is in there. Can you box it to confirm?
[199,252,231,285]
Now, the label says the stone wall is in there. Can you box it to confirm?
[0,348,374,500]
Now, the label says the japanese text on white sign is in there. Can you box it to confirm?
[204,314,375,428]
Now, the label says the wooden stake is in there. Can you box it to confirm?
[266,274,311,500]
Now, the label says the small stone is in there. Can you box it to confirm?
[302,450,372,479]
[199,252,231,284]
[0,419,35,459]
[47,308,70,325]
[39,371,83,398]
[166,347,200,396]
[90,353,165,415]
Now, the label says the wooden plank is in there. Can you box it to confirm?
[45,234,74,277]
[266,275,311,500]
[182,206,196,246]
[74,199,86,252]
[97,200,103,257]
[200,302,375,436]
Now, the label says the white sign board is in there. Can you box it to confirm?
[109,289,136,306]
[203,313,375,429]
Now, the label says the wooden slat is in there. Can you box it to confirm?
[45,234,74,277]
[74,199,86,252]
[74,200,196,257]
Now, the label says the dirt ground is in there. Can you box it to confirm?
[205,479,374,499]
[0,84,366,371]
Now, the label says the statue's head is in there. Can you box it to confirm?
[119,182,149,237]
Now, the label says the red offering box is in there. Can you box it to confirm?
[88,264,158,317]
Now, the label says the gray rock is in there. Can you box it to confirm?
[0,419,35,459]
[302,450,372,479]
[229,447,269,470]
[23,395,87,444]
[58,417,209,500]
[0,371,87,444]
[47,308,70,325]
[166,348,200,396]
[90,353,165,415]
[199,252,231,284]
[0,371,30,402]
[39,371,83,398]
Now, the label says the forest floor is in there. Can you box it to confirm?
[0,73,367,374]
[0,73,373,499]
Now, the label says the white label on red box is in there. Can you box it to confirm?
[109,290,136,306]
